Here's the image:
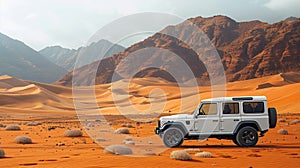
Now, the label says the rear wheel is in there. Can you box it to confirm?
[162,127,184,148]
[235,126,258,147]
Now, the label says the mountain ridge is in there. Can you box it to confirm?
[39,39,125,71]
[0,32,68,83]
[57,15,300,86]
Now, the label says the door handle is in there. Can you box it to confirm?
[234,119,239,121]
[212,120,218,122]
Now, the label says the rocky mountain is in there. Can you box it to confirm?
[39,40,125,71]
[0,33,68,83]
[57,15,300,86]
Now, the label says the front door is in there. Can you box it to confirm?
[193,103,220,134]
[220,102,241,133]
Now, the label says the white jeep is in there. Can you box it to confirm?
[155,96,277,147]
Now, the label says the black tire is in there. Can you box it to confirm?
[268,108,277,128]
[235,126,258,147]
[232,137,239,146]
[162,127,184,148]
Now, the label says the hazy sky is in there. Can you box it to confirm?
[0,0,299,50]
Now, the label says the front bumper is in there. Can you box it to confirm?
[154,127,161,134]
[154,120,161,134]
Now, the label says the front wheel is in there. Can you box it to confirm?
[235,126,258,147]
[162,127,184,148]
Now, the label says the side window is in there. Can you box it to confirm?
[199,103,217,115]
[222,103,239,114]
[243,102,264,113]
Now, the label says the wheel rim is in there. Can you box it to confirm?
[241,130,256,144]
[165,129,182,146]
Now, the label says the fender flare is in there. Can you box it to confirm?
[161,122,188,136]
[233,121,262,134]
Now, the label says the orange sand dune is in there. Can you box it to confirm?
[0,72,300,113]
[0,73,300,167]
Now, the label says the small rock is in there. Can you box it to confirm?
[104,145,133,155]
[63,130,83,137]
[14,136,32,144]
[290,119,300,125]
[114,128,130,134]
[5,125,21,131]
[56,143,65,146]
[278,128,288,135]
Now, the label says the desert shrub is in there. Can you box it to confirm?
[104,145,133,155]
[0,124,6,128]
[195,151,212,158]
[290,119,300,125]
[0,148,5,158]
[184,148,201,153]
[170,150,192,161]
[14,136,32,144]
[5,125,21,131]
[63,130,83,137]
[114,128,130,134]
[278,128,288,135]
[26,121,42,126]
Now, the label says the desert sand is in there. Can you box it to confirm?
[0,72,300,167]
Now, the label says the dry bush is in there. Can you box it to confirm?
[63,130,83,137]
[290,119,300,125]
[195,151,212,158]
[0,123,6,128]
[184,148,201,154]
[14,136,32,144]
[114,128,130,134]
[170,150,192,161]
[5,125,21,131]
[278,128,288,135]
[0,148,5,158]
[104,145,133,155]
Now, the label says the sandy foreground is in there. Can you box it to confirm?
[0,72,300,167]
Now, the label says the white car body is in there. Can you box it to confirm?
[155,96,277,147]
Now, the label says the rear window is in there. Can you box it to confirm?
[223,103,239,114]
[243,102,264,113]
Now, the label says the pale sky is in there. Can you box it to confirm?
[0,0,299,50]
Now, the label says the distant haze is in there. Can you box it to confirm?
[0,0,299,50]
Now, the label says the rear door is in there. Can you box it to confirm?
[220,102,241,133]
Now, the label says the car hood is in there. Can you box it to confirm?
[160,114,193,121]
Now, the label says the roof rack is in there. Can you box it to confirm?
[232,97,253,101]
